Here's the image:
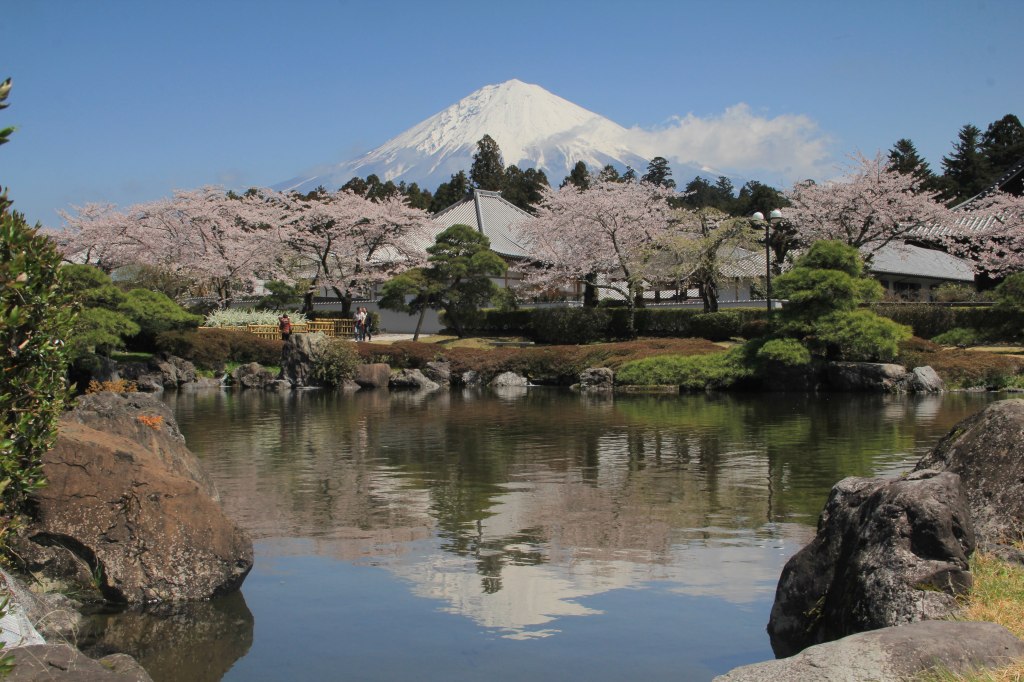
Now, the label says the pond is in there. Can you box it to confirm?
[81,388,998,681]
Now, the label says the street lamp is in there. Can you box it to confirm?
[752,209,784,313]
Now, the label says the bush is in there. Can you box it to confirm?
[931,327,985,346]
[119,288,203,349]
[616,347,753,390]
[872,303,994,340]
[1,198,74,513]
[755,338,811,367]
[933,283,985,303]
[203,308,307,327]
[155,328,283,369]
[531,307,611,344]
[308,337,360,387]
[809,310,911,362]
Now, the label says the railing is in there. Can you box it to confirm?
[201,319,356,340]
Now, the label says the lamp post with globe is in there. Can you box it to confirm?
[752,209,784,314]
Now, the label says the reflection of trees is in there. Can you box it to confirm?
[165,388,996,588]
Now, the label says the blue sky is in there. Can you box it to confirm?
[2,0,1021,227]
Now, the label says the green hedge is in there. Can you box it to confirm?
[155,328,283,370]
[460,306,768,344]
[870,303,996,340]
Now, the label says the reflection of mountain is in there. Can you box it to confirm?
[163,389,994,638]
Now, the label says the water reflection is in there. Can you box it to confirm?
[140,388,998,677]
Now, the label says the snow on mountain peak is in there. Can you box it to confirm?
[277,80,654,195]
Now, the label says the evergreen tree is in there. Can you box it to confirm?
[621,166,638,183]
[940,124,990,204]
[502,165,549,213]
[642,156,676,189]
[597,164,621,183]
[560,161,591,190]
[430,171,471,213]
[981,114,1024,180]
[340,177,369,196]
[681,177,716,209]
[887,138,936,186]
[424,224,506,338]
[470,134,505,191]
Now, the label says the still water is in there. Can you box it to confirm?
[84,388,997,681]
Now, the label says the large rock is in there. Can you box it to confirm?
[0,567,81,644]
[768,470,975,657]
[62,392,219,501]
[12,399,253,604]
[905,365,944,393]
[354,363,391,389]
[574,367,614,392]
[825,362,908,392]
[388,369,440,391]
[716,621,1024,682]
[114,354,199,392]
[914,399,1024,550]
[230,362,277,389]
[422,361,452,387]
[5,644,153,681]
[489,371,528,388]
[279,333,317,388]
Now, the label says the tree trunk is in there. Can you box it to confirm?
[699,278,719,313]
[583,272,598,307]
[413,307,426,342]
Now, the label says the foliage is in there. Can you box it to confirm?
[256,280,305,310]
[931,327,985,346]
[530,307,611,345]
[424,224,506,338]
[773,241,911,361]
[355,337,721,384]
[897,338,1024,389]
[119,288,203,347]
[69,307,140,358]
[307,336,360,387]
[641,156,676,189]
[616,347,753,390]
[872,303,995,340]
[808,309,911,362]
[155,328,282,370]
[932,283,986,303]
[784,152,950,255]
[755,338,812,367]
[203,308,307,327]
[1,101,75,517]
[518,179,676,337]
[378,267,441,340]
[469,134,504,191]
[86,379,138,394]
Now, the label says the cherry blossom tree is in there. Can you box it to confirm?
[57,202,141,271]
[274,189,432,314]
[642,208,757,312]
[784,152,952,257]
[939,191,1024,277]
[518,179,675,336]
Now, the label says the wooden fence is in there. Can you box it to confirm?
[202,319,356,340]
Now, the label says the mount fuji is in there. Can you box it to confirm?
[276,79,712,195]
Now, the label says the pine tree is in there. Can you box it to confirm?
[887,138,936,186]
[597,164,621,183]
[642,156,676,189]
[430,171,471,213]
[502,165,549,213]
[560,161,591,190]
[940,124,990,204]
[981,114,1024,180]
[469,134,505,191]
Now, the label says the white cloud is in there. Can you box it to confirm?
[626,104,837,185]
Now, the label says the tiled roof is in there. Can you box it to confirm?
[868,242,974,282]
[431,190,532,259]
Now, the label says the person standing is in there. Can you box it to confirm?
[278,313,292,341]
[354,308,366,342]
[363,307,373,342]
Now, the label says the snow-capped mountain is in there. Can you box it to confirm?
[276,79,704,195]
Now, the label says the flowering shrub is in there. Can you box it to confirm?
[203,308,307,327]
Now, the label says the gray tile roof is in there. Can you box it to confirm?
[431,190,532,259]
[868,242,974,282]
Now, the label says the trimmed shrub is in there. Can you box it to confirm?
[808,310,911,362]
[871,303,994,340]
[155,328,283,369]
[755,338,812,367]
[616,347,753,390]
[309,337,360,387]
[531,307,611,344]
[931,327,985,346]
[119,288,203,351]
